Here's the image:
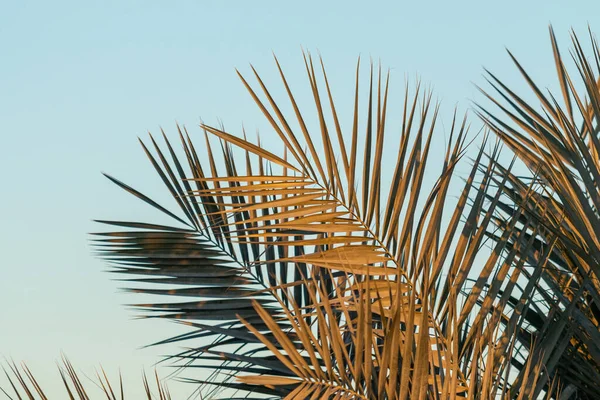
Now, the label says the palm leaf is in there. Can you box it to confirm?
[95,53,551,399]
[477,26,600,399]
[1,357,170,400]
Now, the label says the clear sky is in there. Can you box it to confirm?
[0,0,596,398]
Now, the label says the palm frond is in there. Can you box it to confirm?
[1,357,170,400]
[477,26,600,399]
[95,52,559,399]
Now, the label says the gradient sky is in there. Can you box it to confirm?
[1,1,597,398]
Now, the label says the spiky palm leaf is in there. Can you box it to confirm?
[93,54,553,399]
[477,27,600,399]
[1,358,171,400]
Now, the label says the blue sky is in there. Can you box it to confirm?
[0,0,596,397]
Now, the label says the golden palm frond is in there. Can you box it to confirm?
[86,51,562,399]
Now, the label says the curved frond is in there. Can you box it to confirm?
[96,54,545,399]
[478,26,600,399]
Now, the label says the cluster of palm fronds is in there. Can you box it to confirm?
[474,27,600,399]
[4,27,600,399]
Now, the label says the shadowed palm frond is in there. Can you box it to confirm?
[477,26,600,399]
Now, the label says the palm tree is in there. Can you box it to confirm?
[90,54,552,399]
[477,27,600,399]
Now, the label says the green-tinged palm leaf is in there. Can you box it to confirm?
[95,53,550,399]
[477,26,600,399]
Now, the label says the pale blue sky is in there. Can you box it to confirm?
[0,0,596,397]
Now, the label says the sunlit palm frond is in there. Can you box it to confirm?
[94,52,553,399]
